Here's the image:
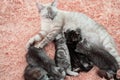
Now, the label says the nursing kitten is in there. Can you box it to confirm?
[26,46,65,80]
[24,65,49,80]
[64,29,93,72]
[25,47,50,80]
[26,0,120,67]
[75,39,119,80]
[54,33,78,76]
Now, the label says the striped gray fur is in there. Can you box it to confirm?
[54,33,78,76]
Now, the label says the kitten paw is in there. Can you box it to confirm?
[73,68,81,72]
[26,34,42,50]
[66,70,79,76]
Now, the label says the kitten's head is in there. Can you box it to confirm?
[36,0,58,19]
[75,39,91,54]
[64,29,82,44]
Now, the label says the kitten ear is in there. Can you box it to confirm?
[51,0,58,7]
[83,39,91,49]
[36,3,44,12]
[76,28,81,34]
[66,29,71,33]
[83,39,87,44]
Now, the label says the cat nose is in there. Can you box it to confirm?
[47,7,52,11]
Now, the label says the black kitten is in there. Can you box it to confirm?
[75,39,119,80]
[25,46,65,80]
[64,29,93,72]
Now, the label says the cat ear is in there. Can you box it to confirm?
[51,0,58,7]
[36,3,44,12]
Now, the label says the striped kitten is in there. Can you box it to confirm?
[26,0,120,67]
[54,33,78,76]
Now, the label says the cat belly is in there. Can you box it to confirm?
[63,23,79,32]
[82,31,101,46]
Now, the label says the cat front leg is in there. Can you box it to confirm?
[26,31,47,50]
[35,28,61,48]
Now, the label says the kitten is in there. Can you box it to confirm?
[26,0,120,67]
[75,39,119,80]
[26,46,66,80]
[64,29,93,72]
[54,32,78,76]
[24,65,49,80]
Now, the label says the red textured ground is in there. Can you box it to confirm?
[0,0,120,80]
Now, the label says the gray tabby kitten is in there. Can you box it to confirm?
[26,0,120,67]
[54,33,78,76]
[26,46,65,80]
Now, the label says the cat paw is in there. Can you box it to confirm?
[34,44,40,48]
[26,34,42,51]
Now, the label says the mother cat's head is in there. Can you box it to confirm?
[36,0,58,19]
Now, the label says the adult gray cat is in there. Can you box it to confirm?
[54,33,78,76]
[26,0,120,67]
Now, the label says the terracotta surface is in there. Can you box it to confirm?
[0,0,120,80]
